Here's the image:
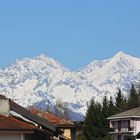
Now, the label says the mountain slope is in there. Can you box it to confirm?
[0,52,140,120]
[77,51,140,97]
[0,54,101,120]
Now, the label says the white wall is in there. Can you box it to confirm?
[136,119,140,135]
[0,134,23,140]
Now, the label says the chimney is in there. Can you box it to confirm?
[0,95,10,116]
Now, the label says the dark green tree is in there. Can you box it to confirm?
[82,99,105,140]
[108,96,116,116]
[102,96,109,118]
[102,96,109,135]
[128,84,139,109]
[115,88,127,113]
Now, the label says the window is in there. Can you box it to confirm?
[128,120,130,131]
[118,121,121,131]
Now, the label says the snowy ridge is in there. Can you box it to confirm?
[0,51,140,120]
[77,51,140,98]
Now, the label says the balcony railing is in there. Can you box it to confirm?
[109,126,134,133]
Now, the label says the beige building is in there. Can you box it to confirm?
[108,107,140,140]
[30,108,76,140]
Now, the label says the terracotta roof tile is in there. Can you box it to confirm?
[10,101,57,132]
[0,114,36,130]
[30,108,75,127]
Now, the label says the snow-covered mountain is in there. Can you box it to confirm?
[77,51,140,98]
[0,51,140,120]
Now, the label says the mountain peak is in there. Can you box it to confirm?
[114,51,126,58]
[112,51,139,63]
[36,54,48,60]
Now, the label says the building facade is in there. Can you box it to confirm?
[108,107,140,140]
[0,95,66,140]
[30,108,76,140]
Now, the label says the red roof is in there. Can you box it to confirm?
[0,114,36,130]
[30,108,75,128]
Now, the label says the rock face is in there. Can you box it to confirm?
[0,52,140,120]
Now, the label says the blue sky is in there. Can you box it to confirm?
[0,1,140,70]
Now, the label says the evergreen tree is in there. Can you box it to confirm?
[115,88,127,113]
[128,84,139,109]
[102,96,109,134]
[138,92,140,106]
[102,96,109,118]
[79,83,140,140]
[82,99,105,140]
[108,96,116,116]
[122,98,128,111]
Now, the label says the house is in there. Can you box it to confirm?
[0,114,53,140]
[108,106,140,140]
[30,108,76,140]
[0,94,66,140]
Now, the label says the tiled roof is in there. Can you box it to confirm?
[30,108,75,128]
[0,94,56,132]
[0,114,36,130]
[0,94,58,136]
[10,101,57,132]
[108,106,140,119]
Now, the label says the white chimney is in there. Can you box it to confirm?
[0,95,10,116]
